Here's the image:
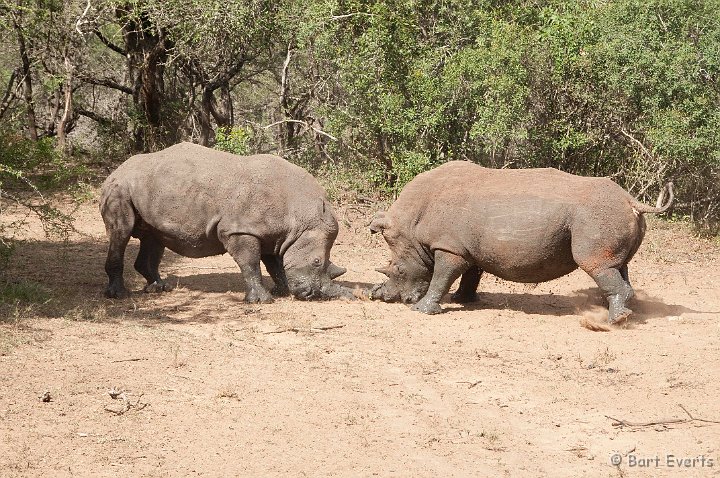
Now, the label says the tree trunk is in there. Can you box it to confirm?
[14,18,38,141]
[198,81,234,146]
[57,57,74,151]
[199,87,215,146]
[118,7,170,152]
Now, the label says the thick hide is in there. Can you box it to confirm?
[369,161,673,323]
[100,142,351,302]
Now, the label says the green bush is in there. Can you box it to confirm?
[214,126,252,156]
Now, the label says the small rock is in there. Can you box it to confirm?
[39,391,51,403]
[108,387,124,399]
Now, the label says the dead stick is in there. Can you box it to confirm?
[264,327,301,334]
[111,358,147,363]
[678,403,720,424]
[605,415,688,427]
[312,324,346,331]
[606,404,720,428]
[264,324,345,334]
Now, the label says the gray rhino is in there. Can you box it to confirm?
[100,142,352,302]
[369,161,673,323]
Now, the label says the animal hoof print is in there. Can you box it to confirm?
[411,301,442,315]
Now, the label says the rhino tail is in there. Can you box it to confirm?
[631,182,674,215]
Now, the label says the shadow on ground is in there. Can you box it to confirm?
[451,287,704,324]
[1,238,375,326]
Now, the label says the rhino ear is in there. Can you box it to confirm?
[369,211,391,234]
[318,198,337,228]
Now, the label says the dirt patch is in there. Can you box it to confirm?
[1,198,719,477]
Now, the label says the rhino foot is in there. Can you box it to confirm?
[451,291,478,303]
[144,281,174,293]
[105,284,130,299]
[245,287,274,304]
[271,284,291,297]
[609,307,632,325]
[411,299,443,315]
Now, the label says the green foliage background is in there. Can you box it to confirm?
[1,0,719,229]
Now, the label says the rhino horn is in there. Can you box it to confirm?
[375,265,393,277]
[327,262,347,279]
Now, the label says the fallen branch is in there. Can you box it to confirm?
[456,380,482,388]
[606,404,720,429]
[111,358,147,363]
[264,324,345,334]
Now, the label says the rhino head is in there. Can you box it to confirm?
[282,199,354,301]
[367,211,432,304]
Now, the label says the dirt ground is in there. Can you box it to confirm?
[1,195,719,478]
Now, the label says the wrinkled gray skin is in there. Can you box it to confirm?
[100,142,353,302]
[369,161,673,323]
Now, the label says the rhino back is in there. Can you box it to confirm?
[390,162,641,282]
[102,143,326,257]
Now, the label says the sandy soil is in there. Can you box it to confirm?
[1,196,719,478]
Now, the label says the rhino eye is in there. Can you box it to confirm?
[313,258,322,267]
[396,265,404,276]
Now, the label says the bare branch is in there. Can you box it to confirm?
[620,127,654,160]
[205,58,247,92]
[75,0,92,36]
[0,69,19,120]
[76,107,113,128]
[93,29,126,55]
[76,72,134,95]
[279,42,292,110]
[264,119,338,141]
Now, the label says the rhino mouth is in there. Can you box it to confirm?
[295,289,320,300]
[294,287,320,301]
[369,282,427,305]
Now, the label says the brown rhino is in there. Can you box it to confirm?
[100,142,352,302]
[369,161,673,323]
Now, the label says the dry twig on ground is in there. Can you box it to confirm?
[606,404,720,429]
[263,324,345,334]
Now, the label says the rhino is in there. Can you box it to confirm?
[100,142,353,302]
[368,161,673,323]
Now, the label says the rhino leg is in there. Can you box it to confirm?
[451,266,482,303]
[104,232,131,299]
[620,263,630,284]
[102,191,134,299]
[412,250,471,315]
[224,234,273,304]
[589,267,635,324]
[135,235,173,293]
[261,254,290,297]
